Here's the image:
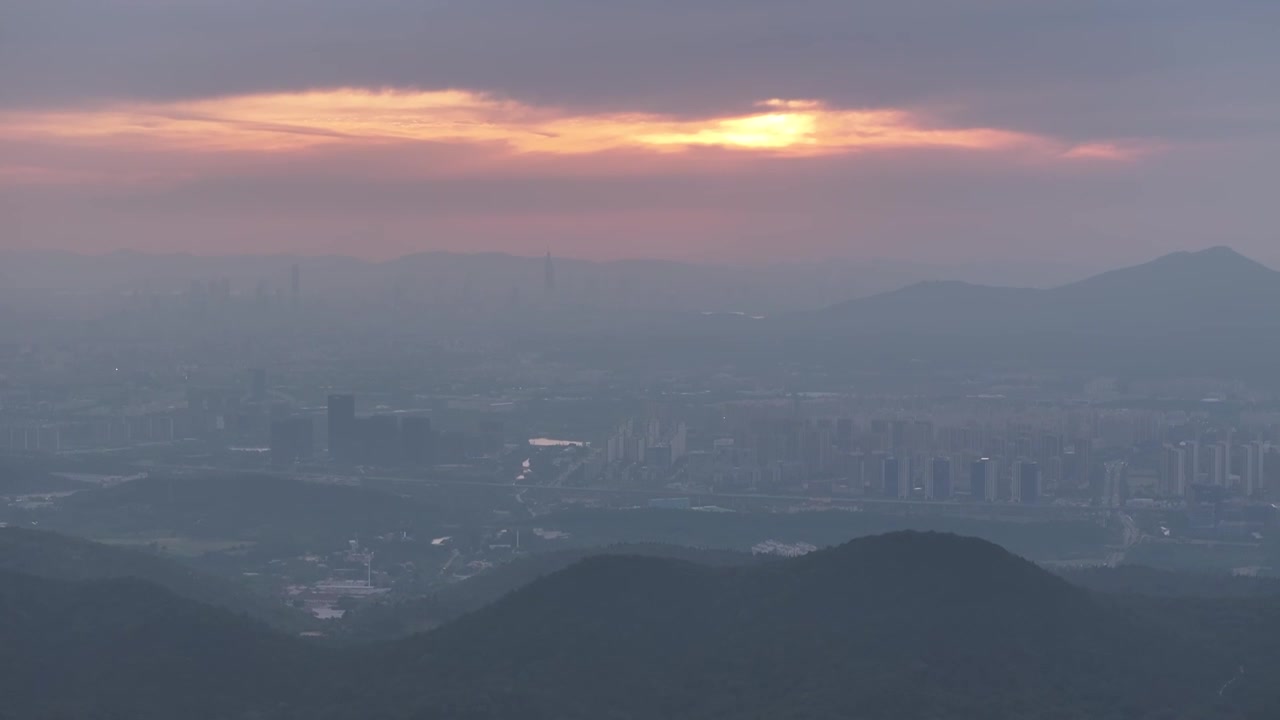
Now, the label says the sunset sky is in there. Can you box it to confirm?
[3,0,1278,265]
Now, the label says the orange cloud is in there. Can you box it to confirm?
[1,88,1094,159]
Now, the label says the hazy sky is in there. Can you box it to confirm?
[3,0,1278,265]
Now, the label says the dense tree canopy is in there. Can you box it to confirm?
[2,531,1277,719]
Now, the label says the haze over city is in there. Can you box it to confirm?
[5,3,1280,720]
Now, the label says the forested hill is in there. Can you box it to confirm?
[4,531,1280,719]
[0,570,326,720]
[337,542,758,641]
[360,531,1275,719]
[0,527,313,632]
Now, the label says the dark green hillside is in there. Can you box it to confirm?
[0,527,312,632]
[2,531,1278,719]
[0,571,325,720]
[349,532,1268,720]
[338,543,756,641]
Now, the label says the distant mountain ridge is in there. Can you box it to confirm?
[816,246,1280,334]
[0,247,1092,314]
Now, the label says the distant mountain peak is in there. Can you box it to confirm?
[1052,245,1278,299]
[1191,245,1250,259]
[1196,244,1242,256]
[1151,245,1269,270]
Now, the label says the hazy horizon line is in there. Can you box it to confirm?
[7,243,1233,274]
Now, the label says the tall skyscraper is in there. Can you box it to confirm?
[1254,441,1267,496]
[800,426,833,475]
[1161,444,1189,497]
[402,416,436,467]
[835,417,854,451]
[970,457,997,502]
[1210,442,1228,486]
[1011,460,1024,502]
[270,417,314,466]
[362,414,402,466]
[1064,438,1093,491]
[1012,461,1041,504]
[1222,440,1233,487]
[1243,441,1266,497]
[881,456,898,497]
[248,368,267,403]
[327,394,357,464]
[897,455,912,499]
[930,457,952,500]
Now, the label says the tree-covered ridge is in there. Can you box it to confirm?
[337,542,758,642]
[0,527,313,632]
[361,532,1272,720]
[0,570,328,720]
[1061,564,1280,598]
[3,531,1279,719]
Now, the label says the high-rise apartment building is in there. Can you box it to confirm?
[1161,444,1189,497]
[882,457,899,498]
[401,416,435,467]
[970,457,997,502]
[327,394,357,464]
[1012,460,1041,504]
[1243,441,1267,497]
[270,417,314,465]
[1210,442,1229,486]
[930,457,952,500]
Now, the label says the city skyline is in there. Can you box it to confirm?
[6,4,1280,718]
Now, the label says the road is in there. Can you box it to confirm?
[438,548,461,576]
[1219,665,1245,697]
[549,458,587,488]
[1105,511,1142,567]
